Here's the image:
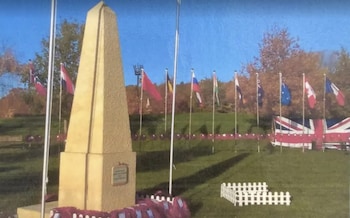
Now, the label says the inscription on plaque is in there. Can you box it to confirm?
[112,164,128,185]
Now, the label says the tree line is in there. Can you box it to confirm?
[1,21,350,120]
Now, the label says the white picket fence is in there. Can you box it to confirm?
[220,182,291,206]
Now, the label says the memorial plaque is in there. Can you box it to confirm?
[112,164,128,185]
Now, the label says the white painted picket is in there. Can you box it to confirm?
[220,182,291,206]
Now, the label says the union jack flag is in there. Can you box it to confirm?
[271,116,350,150]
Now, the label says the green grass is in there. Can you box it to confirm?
[0,114,349,218]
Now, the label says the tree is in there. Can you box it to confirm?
[246,26,326,119]
[32,20,84,118]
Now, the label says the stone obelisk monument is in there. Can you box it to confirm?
[58,1,136,211]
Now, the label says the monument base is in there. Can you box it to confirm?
[17,201,57,218]
[59,151,136,211]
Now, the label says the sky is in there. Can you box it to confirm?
[1,0,350,89]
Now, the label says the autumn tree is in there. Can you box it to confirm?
[328,47,350,118]
[246,26,326,119]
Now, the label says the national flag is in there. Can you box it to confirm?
[272,116,350,150]
[281,82,291,105]
[192,73,202,104]
[167,73,173,94]
[235,77,243,102]
[257,80,264,107]
[142,71,162,101]
[213,72,220,106]
[305,79,316,108]
[28,61,35,83]
[60,63,75,95]
[34,76,47,97]
[325,77,345,106]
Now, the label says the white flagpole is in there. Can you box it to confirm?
[256,73,260,153]
[279,72,282,152]
[169,0,180,196]
[189,69,194,140]
[58,63,63,134]
[234,71,237,152]
[165,68,168,132]
[41,0,56,217]
[323,73,326,120]
[302,73,305,153]
[139,69,144,139]
[212,71,215,144]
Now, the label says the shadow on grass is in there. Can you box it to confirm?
[139,152,249,216]
[137,141,213,172]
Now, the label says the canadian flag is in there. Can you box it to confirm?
[305,80,316,108]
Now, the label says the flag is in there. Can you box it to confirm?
[142,71,162,101]
[257,80,264,107]
[192,73,202,104]
[167,73,173,94]
[235,77,243,103]
[28,61,35,83]
[213,72,220,106]
[34,76,47,96]
[281,82,291,105]
[305,79,316,108]
[60,63,75,95]
[273,116,350,149]
[325,77,345,106]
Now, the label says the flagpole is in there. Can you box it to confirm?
[139,69,144,142]
[189,69,194,140]
[169,0,180,196]
[41,0,56,217]
[234,71,237,152]
[279,72,282,152]
[212,71,215,145]
[323,73,326,120]
[58,63,63,134]
[302,73,305,153]
[165,68,168,132]
[323,73,326,152]
[256,73,260,153]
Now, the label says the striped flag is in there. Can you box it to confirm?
[192,73,202,105]
[60,63,75,95]
[325,77,345,106]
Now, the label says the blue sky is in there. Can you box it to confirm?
[1,0,350,87]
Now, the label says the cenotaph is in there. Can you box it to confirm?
[17,1,136,217]
[58,1,136,211]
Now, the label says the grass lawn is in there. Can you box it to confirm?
[0,114,349,217]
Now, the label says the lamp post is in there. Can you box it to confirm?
[133,64,143,97]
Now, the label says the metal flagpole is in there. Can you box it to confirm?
[41,0,56,217]
[58,63,63,134]
[234,71,237,152]
[302,73,305,153]
[139,69,144,140]
[189,69,194,140]
[212,71,215,144]
[279,72,282,152]
[169,0,180,196]
[165,68,168,132]
[323,73,326,121]
[256,73,260,153]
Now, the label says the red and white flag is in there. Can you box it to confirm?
[60,63,75,94]
[34,76,47,97]
[305,79,316,108]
